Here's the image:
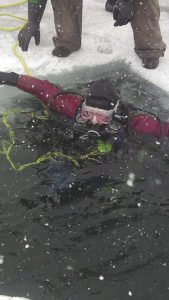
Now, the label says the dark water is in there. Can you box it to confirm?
[0,69,169,300]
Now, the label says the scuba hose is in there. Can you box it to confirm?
[0,0,31,75]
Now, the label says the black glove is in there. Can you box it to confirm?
[18,22,40,51]
[113,0,134,26]
[0,72,19,86]
[18,0,47,52]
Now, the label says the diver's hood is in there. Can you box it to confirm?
[88,79,120,102]
[87,78,128,121]
[74,79,128,139]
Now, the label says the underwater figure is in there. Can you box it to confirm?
[1,71,169,198]
[0,71,169,139]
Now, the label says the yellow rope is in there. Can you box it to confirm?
[0,109,80,171]
[0,13,27,31]
[0,107,109,172]
[0,1,30,74]
[0,0,27,8]
[13,42,32,75]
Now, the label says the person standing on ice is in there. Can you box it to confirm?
[18,0,82,57]
[105,0,166,69]
[18,0,165,69]
[0,71,169,140]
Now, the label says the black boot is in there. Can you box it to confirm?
[105,0,117,13]
[142,57,159,69]
[52,47,72,57]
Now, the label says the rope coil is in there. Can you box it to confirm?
[0,0,31,74]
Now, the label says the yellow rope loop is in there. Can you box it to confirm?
[0,0,30,75]
[0,109,79,172]
[30,105,49,120]
[0,107,105,172]
[13,42,32,75]
[0,13,27,31]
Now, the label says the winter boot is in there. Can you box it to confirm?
[142,57,159,69]
[52,47,72,57]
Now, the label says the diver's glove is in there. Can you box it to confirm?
[0,72,19,86]
[18,0,47,51]
[113,0,134,26]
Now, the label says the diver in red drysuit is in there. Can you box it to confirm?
[0,71,169,139]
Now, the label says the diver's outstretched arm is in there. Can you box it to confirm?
[0,71,62,102]
[0,71,83,118]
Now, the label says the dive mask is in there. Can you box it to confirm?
[80,102,113,125]
[77,95,120,125]
[75,96,124,138]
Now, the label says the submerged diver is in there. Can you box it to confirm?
[0,71,169,140]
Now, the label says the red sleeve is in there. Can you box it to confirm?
[131,113,169,138]
[17,75,84,118]
[130,113,161,138]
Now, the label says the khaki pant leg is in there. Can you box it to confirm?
[50,0,82,52]
[131,0,166,58]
